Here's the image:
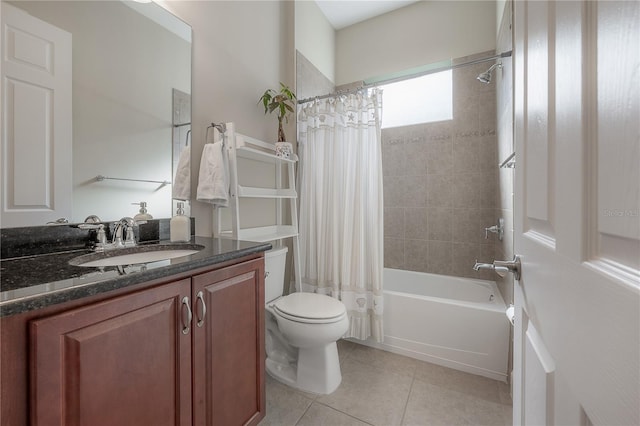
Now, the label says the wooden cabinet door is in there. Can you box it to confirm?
[192,259,265,426]
[30,279,192,426]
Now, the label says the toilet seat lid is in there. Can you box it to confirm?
[273,293,346,321]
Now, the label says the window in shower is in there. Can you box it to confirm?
[380,70,453,129]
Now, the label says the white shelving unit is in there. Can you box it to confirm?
[215,122,301,291]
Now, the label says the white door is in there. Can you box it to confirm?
[1,3,72,227]
[512,1,639,425]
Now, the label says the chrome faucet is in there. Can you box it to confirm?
[473,255,522,280]
[112,217,129,248]
[77,217,146,252]
[473,261,509,277]
[77,223,108,251]
[112,217,146,248]
[484,218,505,241]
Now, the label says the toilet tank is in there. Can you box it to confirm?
[264,246,288,303]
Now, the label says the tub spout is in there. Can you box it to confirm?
[473,261,508,277]
[473,261,492,272]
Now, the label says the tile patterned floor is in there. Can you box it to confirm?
[259,340,512,426]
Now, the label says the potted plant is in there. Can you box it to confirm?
[258,82,296,143]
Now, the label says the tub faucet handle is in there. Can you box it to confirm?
[484,218,505,241]
[493,255,522,280]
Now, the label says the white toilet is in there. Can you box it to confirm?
[264,247,349,394]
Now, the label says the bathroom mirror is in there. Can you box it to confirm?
[2,0,191,227]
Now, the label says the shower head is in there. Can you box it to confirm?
[477,62,502,84]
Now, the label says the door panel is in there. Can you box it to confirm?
[5,79,52,207]
[513,1,639,425]
[592,1,640,271]
[523,318,555,426]
[30,280,192,426]
[524,0,554,240]
[192,259,265,426]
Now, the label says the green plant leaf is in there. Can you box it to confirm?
[259,83,297,129]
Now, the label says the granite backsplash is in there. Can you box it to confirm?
[1,218,195,259]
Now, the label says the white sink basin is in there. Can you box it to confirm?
[70,244,204,267]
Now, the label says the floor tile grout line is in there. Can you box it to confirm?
[314,400,377,426]
[399,373,417,426]
[293,399,314,426]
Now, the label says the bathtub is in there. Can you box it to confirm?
[356,268,510,381]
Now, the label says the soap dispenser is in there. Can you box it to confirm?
[132,202,153,221]
[170,202,191,242]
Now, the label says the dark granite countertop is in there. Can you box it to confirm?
[0,237,271,317]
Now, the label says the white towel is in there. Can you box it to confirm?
[172,146,191,201]
[196,142,229,207]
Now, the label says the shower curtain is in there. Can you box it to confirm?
[297,90,384,342]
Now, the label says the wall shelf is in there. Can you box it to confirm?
[219,225,298,243]
[237,186,297,199]
[235,146,297,164]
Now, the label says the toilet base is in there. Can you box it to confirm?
[266,341,342,395]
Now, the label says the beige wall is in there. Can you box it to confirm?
[295,0,335,84]
[336,1,496,85]
[159,0,295,237]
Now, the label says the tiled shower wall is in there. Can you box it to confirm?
[382,54,501,281]
[296,50,335,103]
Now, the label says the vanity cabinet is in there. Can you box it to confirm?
[30,279,193,426]
[6,256,265,426]
[192,263,265,426]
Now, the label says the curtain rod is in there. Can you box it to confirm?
[297,50,512,105]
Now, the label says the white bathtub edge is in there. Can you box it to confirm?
[348,337,509,383]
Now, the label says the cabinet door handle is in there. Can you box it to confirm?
[181,296,192,335]
[196,291,207,328]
